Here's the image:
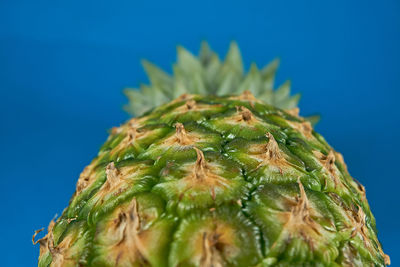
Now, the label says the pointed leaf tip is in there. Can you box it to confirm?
[249,62,259,72]
[199,41,213,64]
[225,41,243,74]
[200,41,211,54]
[141,59,170,81]
[177,45,201,71]
[229,41,239,50]
[177,45,196,60]
[304,114,321,126]
[141,59,155,72]
[261,57,280,77]
[226,41,241,60]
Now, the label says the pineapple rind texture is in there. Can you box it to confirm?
[35,94,389,266]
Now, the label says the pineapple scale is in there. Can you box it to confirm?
[34,93,389,267]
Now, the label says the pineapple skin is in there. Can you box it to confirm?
[34,93,389,267]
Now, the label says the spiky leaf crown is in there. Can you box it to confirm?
[124,42,300,116]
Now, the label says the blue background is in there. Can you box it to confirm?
[1,0,399,265]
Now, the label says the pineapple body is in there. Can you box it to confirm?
[35,94,388,266]
[34,43,389,266]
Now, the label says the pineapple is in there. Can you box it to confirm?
[33,42,389,266]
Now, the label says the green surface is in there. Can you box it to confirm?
[35,95,388,266]
[124,42,300,117]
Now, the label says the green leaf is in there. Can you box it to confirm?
[274,80,291,103]
[199,41,213,65]
[224,41,243,76]
[124,42,302,116]
[304,114,321,126]
[261,58,280,91]
[141,60,173,98]
[177,46,202,75]
[237,63,262,95]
